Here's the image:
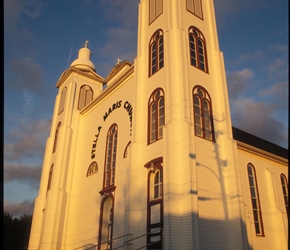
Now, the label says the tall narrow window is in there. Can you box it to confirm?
[247,164,264,236]
[148,88,165,144]
[98,195,114,250]
[46,164,54,196]
[145,158,163,250]
[58,87,67,114]
[280,174,288,218]
[149,0,163,24]
[52,122,61,153]
[193,86,214,141]
[189,26,208,73]
[104,124,118,188]
[186,0,203,19]
[78,85,93,110]
[149,30,164,76]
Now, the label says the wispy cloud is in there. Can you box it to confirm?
[23,89,34,116]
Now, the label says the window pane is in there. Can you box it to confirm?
[205,129,211,140]
[186,0,194,12]
[194,0,203,19]
[248,165,263,235]
[255,222,261,235]
[85,88,93,106]
[252,199,258,209]
[195,125,202,136]
[249,177,254,187]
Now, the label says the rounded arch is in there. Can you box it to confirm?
[192,85,214,141]
[86,161,98,176]
[98,193,115,249]
[58,87,67,115]
[148,88,165,144]
[149,29,164,76]
[52,122,62,153]
[188,26,208,73]
[78,84,93,110]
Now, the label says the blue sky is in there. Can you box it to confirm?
[4,0,288,217]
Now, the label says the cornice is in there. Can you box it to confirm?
[80,64,134,114]
[236,141,288,166]
[56,67,104,88]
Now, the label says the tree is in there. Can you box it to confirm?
[4,212,32,250]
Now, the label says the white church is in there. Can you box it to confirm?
[28,1,288,249]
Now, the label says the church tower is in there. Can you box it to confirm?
[28,43,104,249]
[129,0,246,249]
[27,0,290,249]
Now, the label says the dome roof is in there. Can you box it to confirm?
[70,41,96,71]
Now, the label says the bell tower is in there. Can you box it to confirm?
[130,0,247,249]
[28,43,104,250]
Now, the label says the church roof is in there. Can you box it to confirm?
[232,126,288,159]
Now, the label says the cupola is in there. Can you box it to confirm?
[70,41,96,71]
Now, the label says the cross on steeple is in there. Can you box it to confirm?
[84,40,89,48]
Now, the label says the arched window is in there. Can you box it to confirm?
[247,164,264,236]
[87,162,98,177]
[193,86,214,141]
[148,88,165,144]
[98,194,114,250]
[123,141,131,158]
[280,174,288,218]
[149,30,164,76]
[46,164,54,196]
[58,87,67,114]
[186,0,203,19]
[149,0,163,24]
[78,85,93,110]
[104,124,118,188]
[52,122,61,153]
[145,158,163,250]
[189,26,208,72]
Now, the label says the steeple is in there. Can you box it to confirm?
[70,40,96,71]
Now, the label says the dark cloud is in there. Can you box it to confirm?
[4,200,35,217]
[94,35,137,77]
[258,81,288,111]
[4,0,43,51]
[214,0,277,27]
[231,98,288,148]
[97,0,138,27]
[4,164,41,185]
[94,0,138,77]
[4,118,51,162]
[227,68,255,99]
[267,58,288,82]
[4,0,42,23]
[6,56,45,94]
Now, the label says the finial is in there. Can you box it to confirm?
[116,58,122,65]
[84,40,89,48]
